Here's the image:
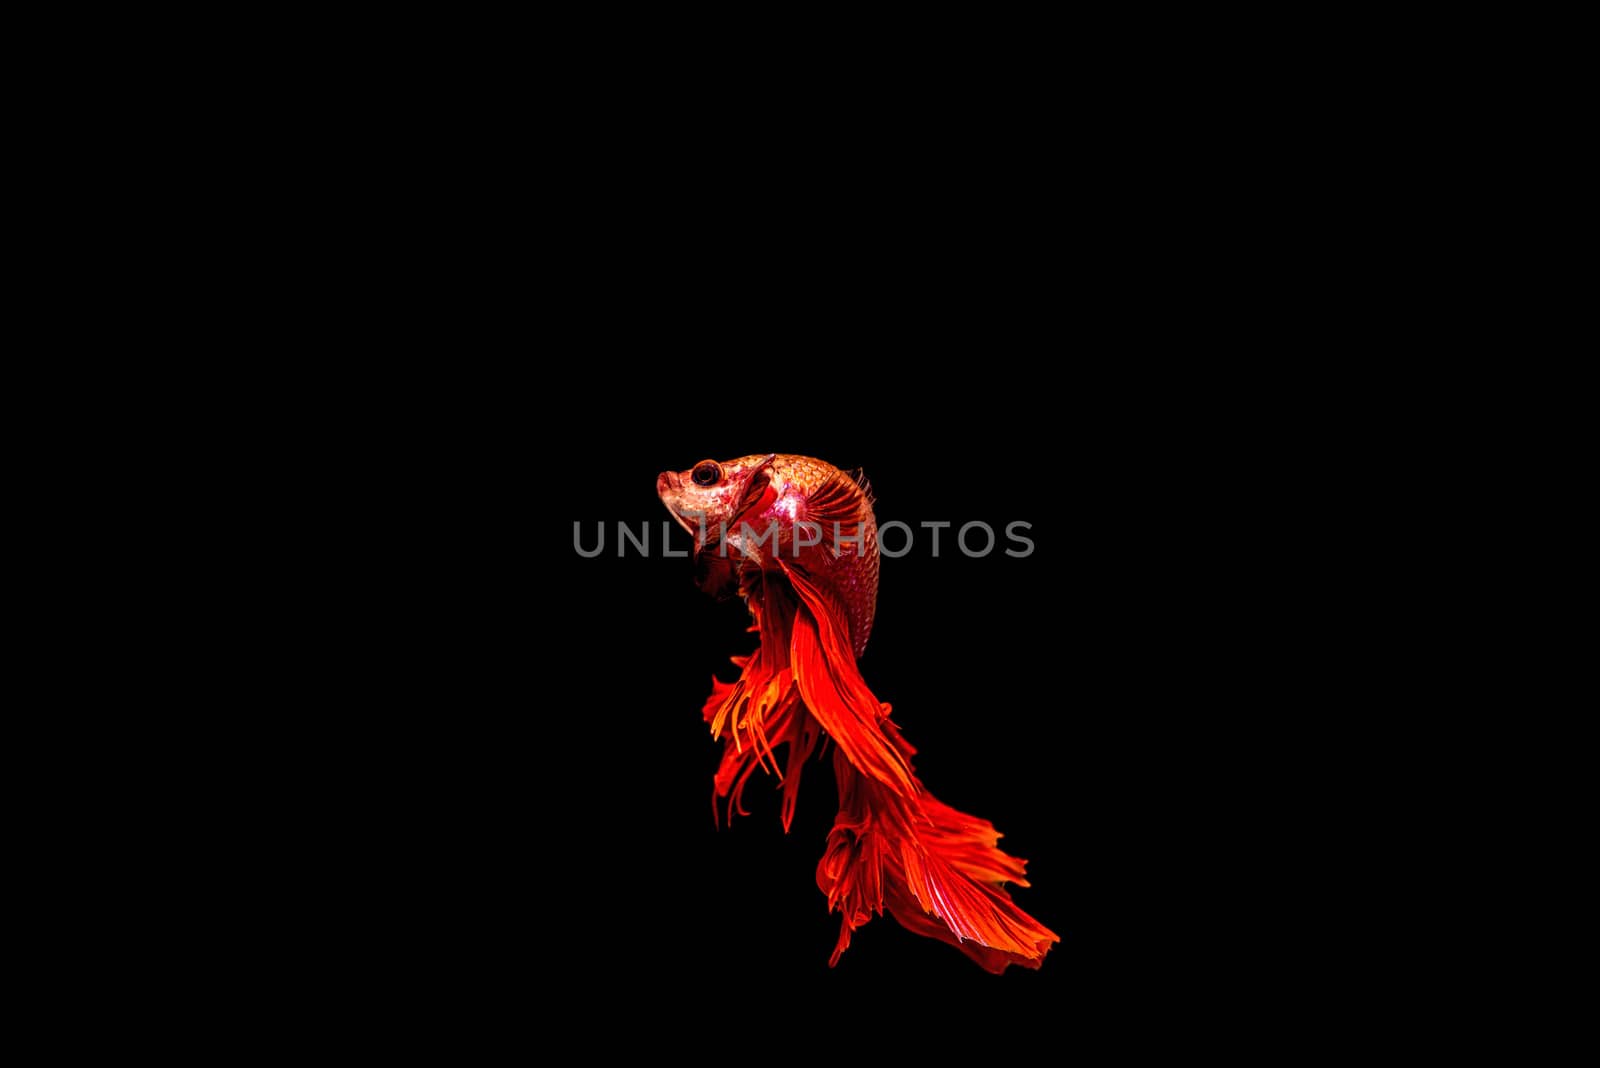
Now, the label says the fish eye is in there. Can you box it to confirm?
[692,461,722,487]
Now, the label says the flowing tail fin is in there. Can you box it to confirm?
[786,569,1058,972]
[815,745,1059,973]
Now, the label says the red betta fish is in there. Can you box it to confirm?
[657,453,1058,972]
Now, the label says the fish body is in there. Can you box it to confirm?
[659,453,1058,972]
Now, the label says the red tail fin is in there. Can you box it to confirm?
[815,749,1059,973]
[785,572,1058,972]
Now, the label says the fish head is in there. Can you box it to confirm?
[657,453,777,551]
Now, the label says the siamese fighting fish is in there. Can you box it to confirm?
[658,453,1056,972]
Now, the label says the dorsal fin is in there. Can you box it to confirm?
[804,467,870,530]
[847,467,874,506]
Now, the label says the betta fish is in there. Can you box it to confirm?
[657,453,1058,972]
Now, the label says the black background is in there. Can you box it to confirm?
[171,77,1298,1034]
[257,380,1234,1034]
